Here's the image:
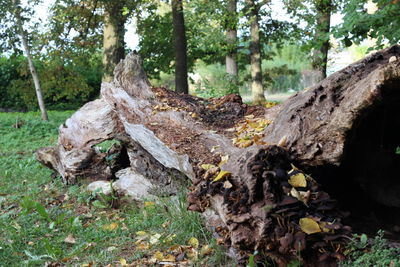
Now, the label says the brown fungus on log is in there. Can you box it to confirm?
[188,146,351,265]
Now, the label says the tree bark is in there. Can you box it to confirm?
[171,0,189,94]
[312,0,332,81]
[102,1,127,83]
[246,0,266,105]
[225,0,238,76]
[13,0,48,121]
[36,46,400,265]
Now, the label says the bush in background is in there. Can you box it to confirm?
[0,53,102,111]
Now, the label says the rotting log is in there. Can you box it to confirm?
[36,45,400,265]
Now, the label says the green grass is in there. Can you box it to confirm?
[0,111,231,266]
[341,231,400,267]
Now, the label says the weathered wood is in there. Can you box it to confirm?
[36,46,400,266]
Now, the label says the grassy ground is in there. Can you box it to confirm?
[0,111,230,266]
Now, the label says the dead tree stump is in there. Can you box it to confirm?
[36,45,400,266]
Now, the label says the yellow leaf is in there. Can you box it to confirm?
[164,233,176,243]
[136,231,147,236]
[212,170,231,182]
[163,254,176,262]
[144,201,155,207]
[136,241,149,250]
[188,237,199,248]
[153,251,164,261]
[288,173,307,187]
[200,245,213,255]
[119,258,127,266]
[218,155,229,166]
[102,222,118,231]
[201,164,216,170]
[237,139,253,148]
[299,217,321,234]
[168,244,182,253]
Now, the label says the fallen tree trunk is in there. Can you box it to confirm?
[36,45,400,265]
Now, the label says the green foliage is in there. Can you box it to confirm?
[0,53,101,111]
[261,44,311,93]
[341,231,400,266]
[137,0,225,79]
[335,0,400,49]
[192,61,242,98]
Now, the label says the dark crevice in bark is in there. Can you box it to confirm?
[311,79,400,239]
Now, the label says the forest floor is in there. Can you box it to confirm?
[0,111,232,266]
[1,111,399,266]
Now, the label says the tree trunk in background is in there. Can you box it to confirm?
[225,0,238,76]
[247,0,265,105]
[102,1,127,83]
[172,0,189,94]
[13,0,48,121]
[312,0,332,82]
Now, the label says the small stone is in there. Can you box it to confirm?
[112,168,154,201]
[389,56,397,63]
[87,181,112,195]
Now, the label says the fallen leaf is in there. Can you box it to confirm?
[164,233,176,243]
[149,233,161,244]
[200,245,213,255]
[102,222,118,231]
[319,221,334,233]
[290,188,310,205]
[188,237,199,248]
[136,231,147,236]
[212,170,231,182]
[144,201,155,207]
[136,241,150,250]
[278,135,287,147]
[152,251,164,261]
[288,173,307,187]
[201,164,216,171]
[223,180,233,189]
[299,217,321,234]
[218,155,229,166]
[245,114,255,119]
[163,254,176,262]
[64,234,76,244]
[119,258,127,266]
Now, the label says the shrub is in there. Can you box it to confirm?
[0,53,102,111]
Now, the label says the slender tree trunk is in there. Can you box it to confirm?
[171,0,189,94]
[225,0,238,76]
[312,0,332,81]
[102,1,126,83]
[13,0,48,121]
[247,0,265,105]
